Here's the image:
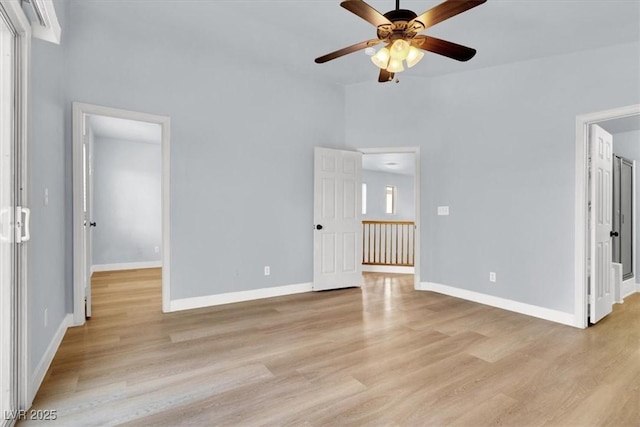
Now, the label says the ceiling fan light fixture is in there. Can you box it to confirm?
[387,58,404,73]
[406,46,424,68]
[389,39,410,60]
[371,47,390,69]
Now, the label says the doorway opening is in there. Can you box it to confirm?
[311,147,420,292]
[360,148,420,289]
[72,103,171,325]
[575,104,640,327]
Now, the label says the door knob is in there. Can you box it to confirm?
[315,224,323,230]
[90,222,97,227]
[610,231,619,237]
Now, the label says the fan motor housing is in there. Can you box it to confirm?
[378,9,419,38]
[383,9,418,22]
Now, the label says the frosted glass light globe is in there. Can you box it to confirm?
[390,39,410,60]
[371,47,390,69]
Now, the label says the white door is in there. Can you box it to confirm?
[82,116,93,318]
[589,124,614,323]
[0,9,17,419]
[313,147,362,291]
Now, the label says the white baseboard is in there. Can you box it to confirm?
[362,265,415,274]
[621,282,640,300]
[170,282,313,312]
[92,261,162,274]
[419,282,575,327]
[29,313,73,405]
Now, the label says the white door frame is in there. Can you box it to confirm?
[0,0,31,411]
[574,104,640,328]
[72,102,171,325]
[358,147,421,289]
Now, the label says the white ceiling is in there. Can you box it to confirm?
[91,1,640,85]
[208,0,640,85]
[363,152,415,175]
[89,115,161,144]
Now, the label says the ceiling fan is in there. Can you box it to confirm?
[315,0,487,82]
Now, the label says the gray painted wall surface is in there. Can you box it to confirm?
[64,1,346,299]
[612,130,640,278]
[92,137,161,266]
[27,4,640,382]
[346,42,640,314]
[29,0,69,376]
[362,170,414,221]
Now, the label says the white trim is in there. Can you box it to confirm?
[91,261,162,274]
[170,282,313,312]
[632,160,636,291]
[358,147,421,291]
[28,313,72,405]
[574,104,640,328]
[26,0,61,44]
[420,282,575,327]
[621,278,638,300]
[72,103,171,325]
[362,265,415,274]
[1,0,33,411]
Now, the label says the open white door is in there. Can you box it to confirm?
[589,124,614,323]
[313,147,362,291]
[82,115,93,318]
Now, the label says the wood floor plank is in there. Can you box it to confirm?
[20,270,640,426]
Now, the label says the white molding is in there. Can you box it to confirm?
[0,1,34,410]
[362,265,415,274]
[632,161,636,292]
[28,313,72,406]
[170,282,312,312]
[358,147,420,291]
[621,279,639,300]
[92,261,162,273]
[28,0,61,44]
[420,282,576,327]
[72,103,171,325]
[574,104,640,329]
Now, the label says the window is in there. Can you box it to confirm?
[362,183,367,215]
[385,185,396,215]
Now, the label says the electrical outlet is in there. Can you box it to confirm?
[44,188,49,206]
[437,206,450,216]
[154,246,160,253]
[489,272,497,283]
[264,266,270,276]
[44,308,48,328]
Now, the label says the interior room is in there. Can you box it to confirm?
[1,0,639,425]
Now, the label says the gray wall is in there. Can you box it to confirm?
[29,0,69,377]
[64,1,346,299]
[612,130,640,279]
[92,137,161,266]
[27,4,640,381]
[362,170,414,221]
[346,41,640,314]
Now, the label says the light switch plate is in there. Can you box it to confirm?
[437,206,449,216]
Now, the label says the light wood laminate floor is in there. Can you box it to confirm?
[22,269,639,426]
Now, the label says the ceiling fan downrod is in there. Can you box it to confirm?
[396,0,400,10]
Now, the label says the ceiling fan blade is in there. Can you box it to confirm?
[315,39,381,64]
[413,35,477,61]
[340,0,393,28]
[378,69,394,83]
[408,0,486,33]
